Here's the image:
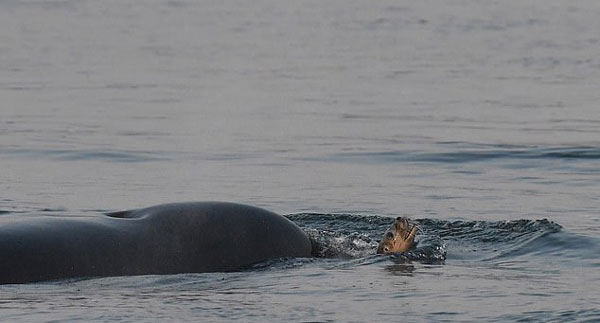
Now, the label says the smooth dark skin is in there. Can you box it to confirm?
[0,202,312,284]
[377,217,418,254]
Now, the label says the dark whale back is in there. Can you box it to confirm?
[0,202,312,284]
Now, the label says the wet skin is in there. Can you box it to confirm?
[377,217,418,254]
[0,202,312,284]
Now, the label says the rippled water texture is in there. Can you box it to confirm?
[1,0,599,321]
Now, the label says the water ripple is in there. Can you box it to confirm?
[330,146,600,164]
[0,148,168,163]
[285,213,591,269]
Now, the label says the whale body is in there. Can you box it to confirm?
[0,202,312,284]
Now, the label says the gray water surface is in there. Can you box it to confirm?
[1,0,599,321]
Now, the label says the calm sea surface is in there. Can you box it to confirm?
[1,0,599,321]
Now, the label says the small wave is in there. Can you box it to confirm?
[287,214,574,267]
[421,218,563,263]
[420,218,561,242]
[0,148,168,163]
[329,146,600,164]
[497,308,600,322]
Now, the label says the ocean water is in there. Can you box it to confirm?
[1,0,599,321]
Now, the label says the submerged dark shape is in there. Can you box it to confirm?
[0,202,312,284]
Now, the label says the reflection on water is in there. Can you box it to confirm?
[384,263,416,276]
